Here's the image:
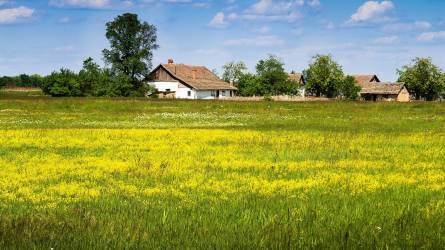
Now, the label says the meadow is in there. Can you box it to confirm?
[1,93,445,249]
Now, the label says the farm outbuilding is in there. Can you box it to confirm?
[360,82,410,102]
[353,74,410,102]
[146,59,237,99]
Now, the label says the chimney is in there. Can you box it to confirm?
[192,69,197,80]
[168,59,174,64]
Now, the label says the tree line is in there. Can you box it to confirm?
[222,55,445,101]
[1,13,159,97]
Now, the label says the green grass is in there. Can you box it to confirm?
[0,94,444,249]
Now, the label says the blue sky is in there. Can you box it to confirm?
[0,0,444,81]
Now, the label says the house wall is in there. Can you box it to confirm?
[195,90,234,99]
[397,88,410,102]
[177,86,195,99]
[149,81,179,92]
[148,81,195,99]
[361,93,398,101]
[299,87,306,97]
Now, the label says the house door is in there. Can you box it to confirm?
[216,90,220,98]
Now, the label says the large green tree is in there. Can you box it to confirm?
[222,61,247,85]
[397,57,444,101]
[102,13,159,95]
[304,54,345,98]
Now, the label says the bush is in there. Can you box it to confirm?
[41,69,84,97]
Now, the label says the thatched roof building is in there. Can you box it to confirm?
[353,74,410,102]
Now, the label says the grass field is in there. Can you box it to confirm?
[1,94,445,249]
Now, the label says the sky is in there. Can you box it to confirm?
[0,0,444,81]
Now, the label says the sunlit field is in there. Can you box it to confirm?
[1,95,444,249]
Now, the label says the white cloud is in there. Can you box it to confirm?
[0,6,34,24]
[49,0,111,8]
[373,35,399,45]
[223,35,284,46]
[243,0,303,22]
[208,12,228,28]
[308,0,320,7]
[349,1,394,23]
[417,31,445,42]
[382,21,431,32]
[209,0,320,27]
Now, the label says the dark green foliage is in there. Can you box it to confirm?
[236,73,264,96]
[0,74,43,88]
[304,54,345,98]
[339,75,361,100]
[236,55,298,96]
[398,57,445,101]
[102,13,159,95]
[256,55,299,96]
[41,69,84,97]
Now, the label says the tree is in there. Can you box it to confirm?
[102,13,159,96]
[19,74,31,87]
[29,74,44,88]
[236,73,263,96]
[256,55,298,95]
[41,69,83,97]
[339,75,361,100]
[397,57,445,101]
[222,61,247,85]
[79,57,105,96]
[304,54,344,98]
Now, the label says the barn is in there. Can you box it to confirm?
[146,59,237,99]
[353,74,410,102]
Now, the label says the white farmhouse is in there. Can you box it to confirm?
[146,59,237,99]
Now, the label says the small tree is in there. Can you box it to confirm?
[79,57,103,95]
[222,61,247,85]
[103,13,159,95]
[397,57,444,101]
[236,73,263,96]
[339,75,361,100]
[304,54,344,98]
[256,55,298,95]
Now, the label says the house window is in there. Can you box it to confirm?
[222,90,226,96]
[187,91,191,97]
[166,88,171,92]
[211,91,216,97]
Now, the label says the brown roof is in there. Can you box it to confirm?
[360,82,405,95]
[353,74,380,87]
[158,63,237,90]
[288,72,305,85]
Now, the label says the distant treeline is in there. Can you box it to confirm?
[0,74,44,88]
[0,13,159,98]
